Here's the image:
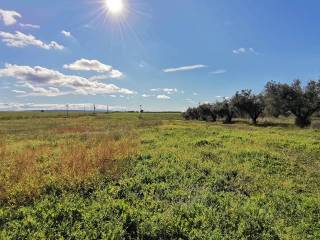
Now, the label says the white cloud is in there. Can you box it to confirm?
[163,64,206,73]
[64,59,112,72]
[0,31,64,50]
[61,30,72,37]
[110,69,124,78]
[193,92,198,96]
[88,75,109,81]
[233,47,259,55]
[64,59,124,79]
[150,88,178,94]
[12,89,26,94]
[18,82,63,97]
[233,48,246,54]
[249,48,259,55]
[0,64,135,96]
[0,9,21,26]
[19,23,40,29]
[142,94,152,98]
[157,95,171,100]
[210,69,227,74]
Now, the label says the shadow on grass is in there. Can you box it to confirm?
[256,121,292,128]
[232,119,293,128]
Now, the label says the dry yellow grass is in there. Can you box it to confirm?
[0,117,140,204]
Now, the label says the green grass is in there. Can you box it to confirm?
[0,112,320,239]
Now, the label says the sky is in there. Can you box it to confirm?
[1,0,320,111]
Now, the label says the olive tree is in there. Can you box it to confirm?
[183,107,199,120]
[214,99,236,124]
[198,104,217,122]
[232,90,265,124]
[265,80,320,127]
[264,81,289,117]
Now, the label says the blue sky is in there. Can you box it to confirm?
[1,0,320,111]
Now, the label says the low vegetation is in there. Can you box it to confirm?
[0,112,319,239]
[0,115,140,204]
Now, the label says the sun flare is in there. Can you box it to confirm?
[105,0,124,15]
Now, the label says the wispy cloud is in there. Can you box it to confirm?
[19,23,40,29]
[64,58,124,78]
[61,30,72,38]
[210,69,227,75]
[163,64,206,73]
[157,95,171,100]
[0,9,21,26]
[185,98,196,104]
[215,96,230,100]
[0,64,134,97]
[248,48,259,55]
[0,31,64,50]
[12,90,26,94]
[233,47,259,55]
[232,48,246,54]
[150,88,178,94]
[142,94,152,98]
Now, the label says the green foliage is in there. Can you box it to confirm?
[232,90,265,125]
[198,104,217,122]
[264,80,320,127]
[0,112,320,239]
[214,99,237,124]
[183,107,200,120]
[183,104,217,122]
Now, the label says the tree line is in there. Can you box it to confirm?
[183,80,320,128]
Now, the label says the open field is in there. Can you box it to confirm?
[1,112,320,239]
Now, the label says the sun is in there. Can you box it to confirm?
[105,0,124,15]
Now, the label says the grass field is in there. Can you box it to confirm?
[0,112,320,239]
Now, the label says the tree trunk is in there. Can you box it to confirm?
[251,117,258,125]
[295,116,311,128]
[223,115,233,124]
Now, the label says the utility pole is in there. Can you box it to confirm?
[66,104,69,118]
[139,105,143,118]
